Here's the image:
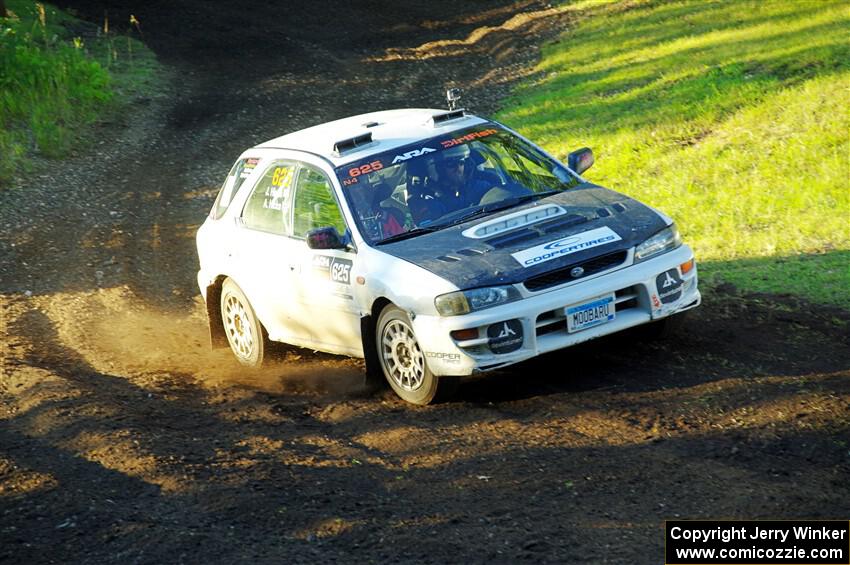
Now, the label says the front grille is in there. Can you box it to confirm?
[523,250,628,292]
[534,284,641,337]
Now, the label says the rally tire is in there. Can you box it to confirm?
[376,305,456,405]
[220,278,267,367]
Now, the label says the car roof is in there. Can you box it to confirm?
[255,108,490,167]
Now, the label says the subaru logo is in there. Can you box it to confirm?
[570,266,585,278]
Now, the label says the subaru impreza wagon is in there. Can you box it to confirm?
[196,107,700,404]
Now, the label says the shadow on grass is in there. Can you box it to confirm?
[511,40,848,137]
[699,250,850,312]
[503,0,849,139]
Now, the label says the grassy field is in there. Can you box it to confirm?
[497,0,849,308]
[0,0,159,183]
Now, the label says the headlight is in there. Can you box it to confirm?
[635,224,682,262]
[435,285,520,316]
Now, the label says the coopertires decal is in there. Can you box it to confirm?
[511,227,622,267]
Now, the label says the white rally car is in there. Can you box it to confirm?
[196,106,700,404]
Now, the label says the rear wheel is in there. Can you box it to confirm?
[220,278,267,367]
[376,305,458,405]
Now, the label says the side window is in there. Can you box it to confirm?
[241,162,296,235]
[211,157,260,219]
[292,165,346,238]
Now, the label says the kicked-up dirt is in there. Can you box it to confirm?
[1,1,849,563]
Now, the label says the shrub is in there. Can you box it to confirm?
[0,2,113,182]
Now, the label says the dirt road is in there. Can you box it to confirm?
[2,2,849,563]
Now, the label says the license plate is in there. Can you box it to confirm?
[566,294,615,333]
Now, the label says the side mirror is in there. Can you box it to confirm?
[306,226,345,250]
[567,147,594,175]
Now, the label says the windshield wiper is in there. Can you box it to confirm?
[374,227,438,245]
[478,189,562,215]
[503,189,561,207]
[430,207,492,228]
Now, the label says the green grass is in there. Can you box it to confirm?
[702,251,850,310]
[0,1,160,183]
[498,0,850,308]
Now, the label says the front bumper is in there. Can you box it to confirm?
[412,245,700,376]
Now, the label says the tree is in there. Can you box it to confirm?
[0,1,6,18]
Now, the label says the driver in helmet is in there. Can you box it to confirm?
[408,145,491,225]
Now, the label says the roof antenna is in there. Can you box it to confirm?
[446,88,462,111]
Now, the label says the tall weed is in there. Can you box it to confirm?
[0,1,113,181]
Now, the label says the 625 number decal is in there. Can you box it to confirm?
[271,166,294,187]
[348,160,383,178]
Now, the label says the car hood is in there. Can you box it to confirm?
[376,183,668,290]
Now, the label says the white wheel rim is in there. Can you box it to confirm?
[381,319,426,392]
[223,293,254,360]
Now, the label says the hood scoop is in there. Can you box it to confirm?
[484,213,591,249]
[485,228,539,249]
[462,204,565,239]
[536,213,590,234]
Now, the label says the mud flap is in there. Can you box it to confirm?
[206,281,228,349]
[361,314,386,391]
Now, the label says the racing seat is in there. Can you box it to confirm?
[467,147,532,204]
[467,148,503,190]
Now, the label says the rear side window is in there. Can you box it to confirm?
[241,162,296,235]
[292,165,346,238]
[211,157,260,219]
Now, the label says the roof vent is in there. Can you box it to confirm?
[431,109,466,126]
[333,132,373,155]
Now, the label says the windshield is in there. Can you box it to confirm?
[336,125,581,245]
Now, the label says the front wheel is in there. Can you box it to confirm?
[376,305,458,405]
[220,278,267,367]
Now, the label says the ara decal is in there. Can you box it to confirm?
[392,147,436,164]
[312,255,353,285]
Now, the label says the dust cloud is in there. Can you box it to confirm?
[8,286,365,397]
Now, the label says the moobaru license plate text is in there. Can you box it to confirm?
[567,294,615,333]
